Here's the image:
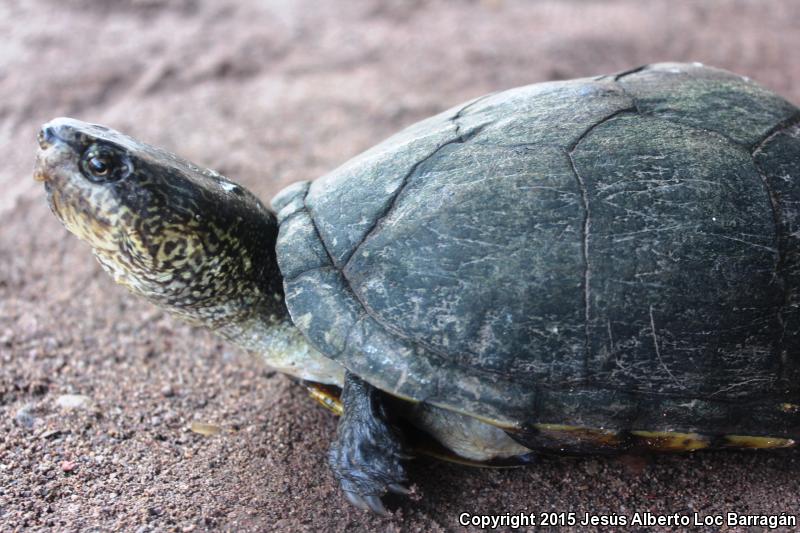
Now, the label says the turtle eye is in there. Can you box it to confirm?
[80,144,132,183]
[88,155,110,175]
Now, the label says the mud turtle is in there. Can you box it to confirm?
[35,63,800,514]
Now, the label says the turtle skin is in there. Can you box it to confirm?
[273,63,800,446]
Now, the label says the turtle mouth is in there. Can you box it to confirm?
[33,147,54,184]
[33,143,71,186]
[33,167,47,183]
[33,120,85,184]
[37,125,55,150]
[34,147,67,217]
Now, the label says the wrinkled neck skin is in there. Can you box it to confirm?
[205,272,345,385]
[217,314,345,385]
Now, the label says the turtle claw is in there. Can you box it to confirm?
[345,491,369,511]
[388,483,411,495]
[344,492,391,517]
[329,431,407,515]
[363,495,390,517]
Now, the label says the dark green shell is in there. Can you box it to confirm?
[273,63,800,441]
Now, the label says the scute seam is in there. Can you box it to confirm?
[276,208,306,228]
[452,91,497,138]
[566,106,637,385]
[647,115,745,149]
[287,265,794,402]
[567,107,637,152]
[343,115,489,271]
[288,264,522,387]
[302,200,338,270]
[565,151,591,385]
[750,112,800,384]
[282,263,337,285]
[613,64,649,82]
[614,74,753,149]
[751,111,800,155]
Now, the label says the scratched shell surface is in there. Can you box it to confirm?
[275,63,800,437]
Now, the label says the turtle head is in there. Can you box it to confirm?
[34,117,285,329]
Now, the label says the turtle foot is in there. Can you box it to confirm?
[329,372,410,516]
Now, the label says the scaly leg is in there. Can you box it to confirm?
[328,372,411,515]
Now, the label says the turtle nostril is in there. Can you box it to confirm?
[37,126,56,149]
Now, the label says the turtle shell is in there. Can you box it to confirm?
[273,63,800,446]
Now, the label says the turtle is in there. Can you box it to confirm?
[34,62,800,515]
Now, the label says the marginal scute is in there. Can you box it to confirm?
[272,180,310,223]
[530,424,623,451]
[284,268,362,356]
[516,425,798,453]
[275,209,331,280]
[722,435,795,449]
[306,383,344,416]
[629,430,709,451]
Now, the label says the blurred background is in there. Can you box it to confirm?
[2,1,800,531]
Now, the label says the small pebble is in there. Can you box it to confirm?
[40,429,64,440]
[190,421,221,436]
[14,406,37,429]
[56,394,92,410]
[60,461,76,473]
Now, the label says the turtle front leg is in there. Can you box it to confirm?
[328,372,411,515]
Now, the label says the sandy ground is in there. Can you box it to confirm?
[2,0,800,531]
